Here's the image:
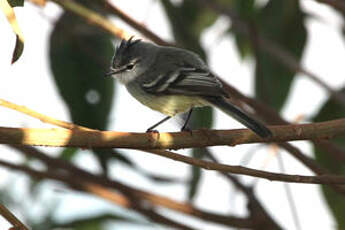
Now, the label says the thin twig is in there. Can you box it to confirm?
[276,153,301,230]
[104,1,172,46]
[0,204,29,230]
[205,152,282,229]
[50,0,131,39]
[0,99,92,131]
[144,149,345,184]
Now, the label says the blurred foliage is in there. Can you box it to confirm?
[254,1,306,111]
[49,12,117,173]
[232,0,307,111]
[312,88,345,229]
[8,0,24,7]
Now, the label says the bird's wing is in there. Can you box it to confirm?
[141,67,228,98]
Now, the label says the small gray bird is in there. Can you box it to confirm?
[107,37,272,138]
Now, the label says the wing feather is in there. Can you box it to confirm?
[141,67,228,98]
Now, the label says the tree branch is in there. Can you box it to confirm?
[316,0,345,13]
[5,146,253,228]
[144,149,345,184]
[2,120,345,184]
[50,0,132,39]
[0,204,29,230]
[205,152,283,229]
[103,1,172,46]
[0,118,343,149]
[0,99,92,131]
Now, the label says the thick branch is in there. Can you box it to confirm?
[0,118,343,149]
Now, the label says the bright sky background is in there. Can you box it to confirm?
[1,0,345,229]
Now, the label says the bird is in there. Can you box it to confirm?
[107,37,272,138]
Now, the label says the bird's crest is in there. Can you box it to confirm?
[115,36,141,57]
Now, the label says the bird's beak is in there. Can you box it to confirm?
[105,66,126,77]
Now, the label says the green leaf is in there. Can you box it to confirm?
[312,88,345,229]
[8,0,24,7]
[0,0,25,63]
[11,35,24,63]
[232,0,256,59]
[59,147,79,161]
[188,149,203,200]
[49,13,115,173]
[254,0,307,111]
[161,0,217,59]
[187,108,213,200]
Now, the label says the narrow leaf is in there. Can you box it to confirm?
[49,13,115,173]
[8,0,23,7]
[0,0,24,63]
[312,88,345,229]
[254,0,307,111]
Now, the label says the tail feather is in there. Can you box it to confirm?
[205,97,272,138]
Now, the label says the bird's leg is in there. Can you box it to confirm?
[146,116,171,132]
[181,108,194,132]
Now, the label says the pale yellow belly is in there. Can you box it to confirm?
[126,84,207,116]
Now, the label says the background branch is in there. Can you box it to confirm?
[0,204,29,230]
[6,145,253,229]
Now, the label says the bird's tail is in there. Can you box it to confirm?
[205,97,272,138]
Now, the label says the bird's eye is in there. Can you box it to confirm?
[126,64,134,70]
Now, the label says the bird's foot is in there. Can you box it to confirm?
[180,126,193,135]
[146,128,159,134]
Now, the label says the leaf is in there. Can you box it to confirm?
[187,108,213,200]
[188,153,202,200]
[254,0,307,111]
[312,88,345,229]
[49,13,115,172]
[0,0,24,63]
[8,0,23,7]
[232,0,256,59]
[59,147,79,161]
[161,0,217,59]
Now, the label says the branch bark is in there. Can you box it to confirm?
[0,118,343,149]
[0,204,29,230]
[144,149,345,184]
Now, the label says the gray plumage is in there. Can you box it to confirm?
[107,37,272,138]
